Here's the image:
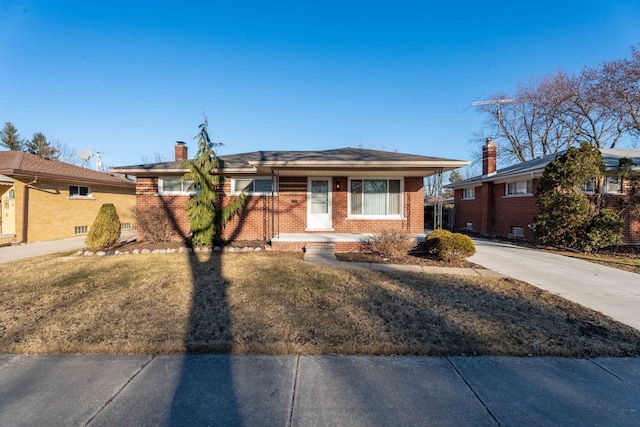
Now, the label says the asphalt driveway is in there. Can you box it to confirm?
[469,238,640,331]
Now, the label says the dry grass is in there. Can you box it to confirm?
[1,251,639,357]
[548,251,640,275]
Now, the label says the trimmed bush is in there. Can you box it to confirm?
[85,204,121,251]
[426,229,476,261]
[366,230,417,259]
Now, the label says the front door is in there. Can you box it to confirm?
[307,178,332,230]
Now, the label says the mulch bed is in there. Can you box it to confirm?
[336,251,481,268]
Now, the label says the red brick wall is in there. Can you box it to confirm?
[454,178,639,244]
[135,175,426,243]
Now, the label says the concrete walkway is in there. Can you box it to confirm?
[469,238,640,331]
[1,354,639,426]
[0,231,136,264]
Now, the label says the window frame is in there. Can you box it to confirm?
[69,185,92,199]
[230,177,277,196]
[461,187,475,200]
[505,180,533,197]
[158,177,195,196]
[347,177,404,219]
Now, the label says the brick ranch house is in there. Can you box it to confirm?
[0,151,136,244]
[111,143,469,251]
[446,138,640,244]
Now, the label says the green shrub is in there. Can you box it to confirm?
[132,206,178,243]
[85,204,121,251]
[366,230,417,258]
[584,208,624,252]
[426,229,476,261]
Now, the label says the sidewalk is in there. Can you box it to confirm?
[0,354,638,426]
[0,231,136,264]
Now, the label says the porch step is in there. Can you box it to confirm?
[304,244,336,261]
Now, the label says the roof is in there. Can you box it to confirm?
[447,147,640,189]
[0,151,136,187]
[110,147,470,177]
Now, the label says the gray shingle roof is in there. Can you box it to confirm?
[447,148,640,188]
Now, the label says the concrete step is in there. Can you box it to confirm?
[304,244,336,260]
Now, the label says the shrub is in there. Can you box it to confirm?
[85,204,121,251]
[584,208,624,252]
[366,230,417,259]
[426,229,476,261]
[132,206,178,243]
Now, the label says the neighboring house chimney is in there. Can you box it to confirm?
[482,138,496,176]
[175,141,188,161]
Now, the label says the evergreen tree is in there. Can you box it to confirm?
[0,122,24,151]
[25,132,60,158]
[182,118,246,245]
[534,142,623,251]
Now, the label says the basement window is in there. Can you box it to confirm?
[121,222,132,230]
[69,185,91,198]
[510,226,525,237]
[74,225,88,235]
[465,222,473,230]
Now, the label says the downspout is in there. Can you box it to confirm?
[271,170,275,240]
[19,176,38,244]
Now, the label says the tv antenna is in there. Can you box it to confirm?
[77,150,93,168]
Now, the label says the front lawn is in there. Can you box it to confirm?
[1,251,638,356]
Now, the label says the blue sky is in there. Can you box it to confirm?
[1,1,639,171]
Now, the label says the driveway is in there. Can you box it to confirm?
[469,238,640,331]
[0,231,136,264]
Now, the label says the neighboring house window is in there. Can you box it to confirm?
[581,179,596,193]
[349,178,402,217]
[510,226,525,237]
[462,187,475,200]
[158,178,194,195]
[121,222,132,230]
[69,185,90,198]
[74,225,88,234]
[605,176,623,194]
[505,180,532,196]
[465,222,473,230]
[231,177,275,195]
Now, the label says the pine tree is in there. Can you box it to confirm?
[182,118,246,245]
[25,132,60,158]
[0,122,24,151]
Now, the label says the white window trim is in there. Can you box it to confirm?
[461,187,475,200]
[69,185,93,199]
[230,177,278,196]
[504,180,533,197]
[158,177,195,196]
[347,177,404,220]
[604,176,624,194]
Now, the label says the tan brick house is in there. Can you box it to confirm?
[447,139,640,244]
[0,151,136,244]
[111,143,469,251]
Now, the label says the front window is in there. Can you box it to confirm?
[231,177,275,195]
[158,178,194,195]
[69,185,90,198]
[505,180,532,196]
[349,178,402,217]
[581,179,596,193]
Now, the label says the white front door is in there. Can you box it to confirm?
[307,177,332,230]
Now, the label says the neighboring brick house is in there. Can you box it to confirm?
[111,143,469,251]
[446,139,640,244]
[0,151,136,244]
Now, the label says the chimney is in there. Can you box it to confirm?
[482,138,496,176]
[175,141,188,161]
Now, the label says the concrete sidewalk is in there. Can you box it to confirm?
[0,231,136,264]
[0,354,638,426]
